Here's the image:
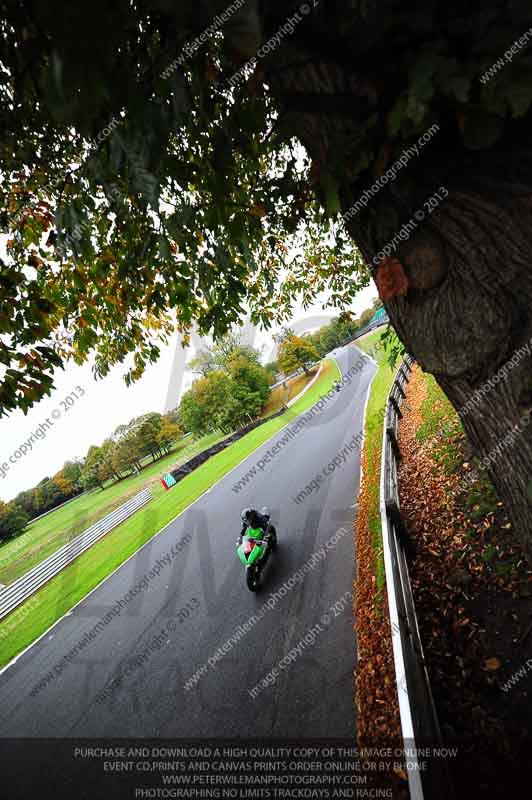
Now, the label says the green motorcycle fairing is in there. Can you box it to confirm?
[237,527,266,565]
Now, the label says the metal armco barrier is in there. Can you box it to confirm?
[269,361,319,391]
[336,317,388,349]
[380,355,455,800]
[0,487,152,620]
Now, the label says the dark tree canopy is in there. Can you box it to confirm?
[2,1,532,543]
[0,0,369,413]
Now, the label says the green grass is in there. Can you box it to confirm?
[355,329,397,595]
[415,372,501,525]
[0,359,339,668]
[0,367,320,584]
[0,431,228,584]
[417,373,464,476]
[417,373,454,441]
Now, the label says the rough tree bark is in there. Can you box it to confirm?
[266,57,532,553]
[380,187,532,554]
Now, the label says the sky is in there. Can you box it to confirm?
[0,285,378,502]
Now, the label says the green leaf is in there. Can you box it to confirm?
[158,236,172,260]
[72,271,85,290]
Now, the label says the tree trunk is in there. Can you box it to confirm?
[352,182,532,555]
[265,58,532,553]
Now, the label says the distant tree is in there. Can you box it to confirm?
[214,393,247,432]
[179,389,210,436]
[165,407,182,427]
[229,355,270,400]
[158,418,183,453]
[335,312,359,339]
[97,457,117,485]
[278,336,320,376]
[205,372,236,433]
[0,501,29,541]
[264,360,280,384]
[135,414,164,462]
[180,371,236,435]
[228,355,270,424]
[80,445,106,490]
[210,332,245,369]
[112,434,143,476]
[180,337,271,435]
[272,327,295,346]
[358,308,374,328]
[52,473,75,499]
[112,422,131,441]
[187,347,218,377]
[33,479,63,513]
[14,489,38,520]
[188,332,261,376]
[60,459,84,488]
[314,324,338,355]
[97,439,123,483]
[80,468,101,491]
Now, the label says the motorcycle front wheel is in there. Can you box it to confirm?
[246,565,260,592]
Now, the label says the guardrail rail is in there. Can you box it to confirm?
[380,354,455,800]
[269,361,320,391]
[0,487,152,620]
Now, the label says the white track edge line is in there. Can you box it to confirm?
[0,358,341,678]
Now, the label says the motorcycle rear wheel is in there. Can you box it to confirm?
[268,526,277,550]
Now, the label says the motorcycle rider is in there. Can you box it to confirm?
[238,507,271,545]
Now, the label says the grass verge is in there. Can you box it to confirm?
[354,329,396,593]
[0,359,339,669]
[0,430,229,584]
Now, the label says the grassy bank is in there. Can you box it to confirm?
[354,329,396,592]
[0,359,339,668]
[0,368,320,585]
[0,430,228,585]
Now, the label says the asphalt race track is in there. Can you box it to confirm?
[0,344,376,740]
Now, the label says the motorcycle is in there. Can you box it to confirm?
[236,510,277,592]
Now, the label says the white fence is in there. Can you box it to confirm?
[0,488,152,621]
